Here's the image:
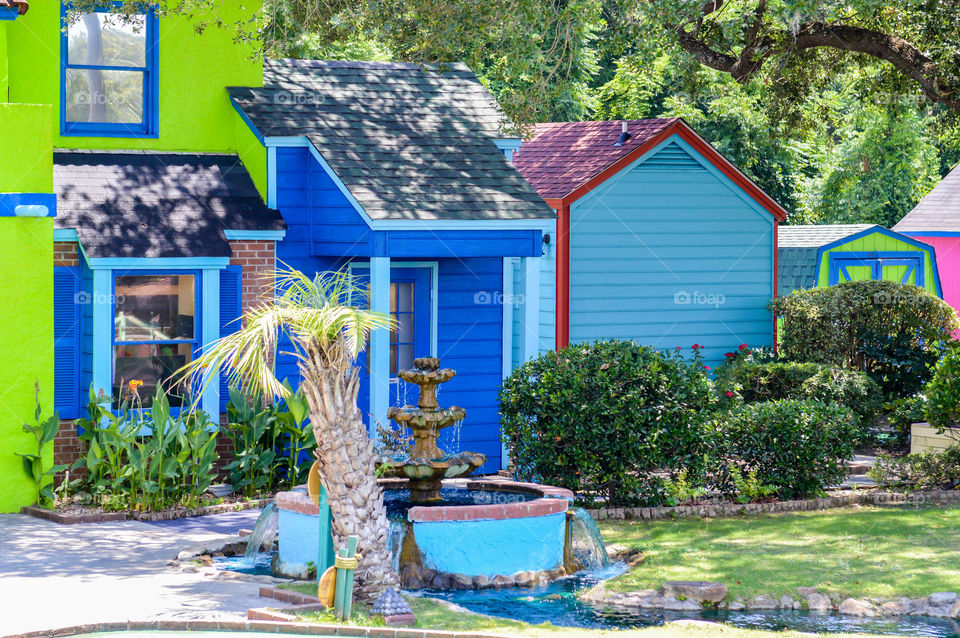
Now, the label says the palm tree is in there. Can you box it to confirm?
[179,267,399,600]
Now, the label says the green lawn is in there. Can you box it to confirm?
[598,503,960,601]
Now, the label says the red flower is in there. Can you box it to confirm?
[692,343,701,349]
[703,365,711,370]
[724,352,735,357]
[675,346,682,351]
[726,391,735,397]
[555,436,561,442]
[738,344,748,350]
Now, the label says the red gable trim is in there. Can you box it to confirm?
[557,120,788,222]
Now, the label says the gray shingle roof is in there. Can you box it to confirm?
[228,59,555,222]
[777,224,874,248]
[894,163,960,232]
[777,225,874,296]
[54,151,285,259]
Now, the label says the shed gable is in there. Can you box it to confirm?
[567,136,776,365]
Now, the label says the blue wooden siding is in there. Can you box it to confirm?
[567,136,775,367]
[274,147,507,471]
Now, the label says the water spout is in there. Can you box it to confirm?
[241,502,279,569]
[564,507,610,573]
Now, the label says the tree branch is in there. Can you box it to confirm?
[676,13,960,110]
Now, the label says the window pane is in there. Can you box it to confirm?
[67,12,146,67]
[114,343,193,408]
[397,283,414,313]
[397,344,414,372]
[397,315,414,344]
[115,275,195,341]
[65,68,144,124]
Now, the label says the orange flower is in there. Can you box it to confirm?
[129,379,144,391]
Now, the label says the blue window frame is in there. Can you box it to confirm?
[61,3,159,138]
[112,272,200,408]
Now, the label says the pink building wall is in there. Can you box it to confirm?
[905,235,960,317]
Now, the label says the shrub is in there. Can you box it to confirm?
[869,445,960,489]
[710,400,858,499]
[718,361,883,428]
[770,280,958,399]
[885,395,928,448]
[499,340,714,506]
[924,345,960,431]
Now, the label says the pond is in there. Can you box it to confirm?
[427,566,960,637]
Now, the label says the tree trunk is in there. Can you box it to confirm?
[298,340,399,601]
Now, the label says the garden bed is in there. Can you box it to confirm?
[22,496,271,524]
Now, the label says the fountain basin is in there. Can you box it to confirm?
[274,477,577,586]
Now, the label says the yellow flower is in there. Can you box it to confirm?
[129,379,144,391]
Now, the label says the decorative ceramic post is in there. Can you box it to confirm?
[333,535,359,620]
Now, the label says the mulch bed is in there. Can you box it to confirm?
[21,495,271,524]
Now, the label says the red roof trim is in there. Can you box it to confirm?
[557,120,787,222]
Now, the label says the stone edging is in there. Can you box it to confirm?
[582,582,960,620]
[408,498,566,523]
[21,498,270,525]
[585,489,960,521]
[1,619,514,638]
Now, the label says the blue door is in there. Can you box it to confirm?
[354,266,432,424]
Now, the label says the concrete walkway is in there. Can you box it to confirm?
[0,511,274,636]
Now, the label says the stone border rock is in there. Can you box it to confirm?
[582,582,960,620]
[2,619,516,638]
[21,498,271,525]
[585,489,960,521]
[171,534,294,586]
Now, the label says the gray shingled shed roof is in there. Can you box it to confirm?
[777,225,874,296]
[894,163,960,232]
[228,59,555,222]
[54,151,285,259]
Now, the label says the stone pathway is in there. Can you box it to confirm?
[837,455,877,489]
[0,511,273,636]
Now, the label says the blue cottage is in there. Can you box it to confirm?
[229,60,556,471]
[513,119,788,368]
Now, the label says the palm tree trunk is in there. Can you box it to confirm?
[299,341,399,601]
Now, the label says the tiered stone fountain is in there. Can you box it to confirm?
[273,357,607,588]
[375,357,486,503]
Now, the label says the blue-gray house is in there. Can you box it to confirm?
[514,119,788,368]
[229,60,556,471]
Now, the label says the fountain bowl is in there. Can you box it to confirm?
[274,476,594,588]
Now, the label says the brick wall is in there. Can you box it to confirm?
[54,241,79,267]
[54,421,84,484]
[229,240,276,314]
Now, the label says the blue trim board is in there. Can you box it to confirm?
[0,7,20,20]
[60,3,160,138]
[87,257,230,269]
[229,96,266,144]
[223,229,286,241]
[54,228,79,241]
[200,269,220,416]
[0,193,57,217]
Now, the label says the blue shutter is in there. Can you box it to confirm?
[219,265,243,412]
[54,267,83,419]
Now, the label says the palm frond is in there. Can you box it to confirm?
[175,266,394,407]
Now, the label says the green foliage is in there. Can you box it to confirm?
[73,385,220,511]
[499,341,715,506]
[711,400,858,499]
[884,395,928,448]
[727,464,778,504]
[771,280,959,399]
[14,383,65,508]
[869,445,960,489]
[924,345,960,431]
[223,383,316,497]
[662,469,707,507]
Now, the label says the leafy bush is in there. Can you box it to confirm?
[924,345,960,431]
[869,445,960,489]
[770,280,958,399]
[710,400,858,499]
[885,395,928,448]
[662,469,707,506]
[717,360,882,428]
[727,464,778,503]
[499,340,714,506]
[71,385,220,511]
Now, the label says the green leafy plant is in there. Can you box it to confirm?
[223,387,278,498]
[869,445,960,489]
[770,280,959,399]
[711,400,857,500]
[728,464,778,504]
[499,340,715,506]
[662,469,708,507]
[885,395,928,449]
[924,345,960,432]
[15,382,66,508]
